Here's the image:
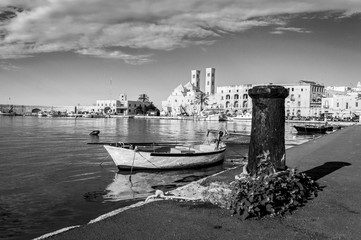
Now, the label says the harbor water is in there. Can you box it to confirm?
[0,116,316,240]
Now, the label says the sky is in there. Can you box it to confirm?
[1,0,361,108]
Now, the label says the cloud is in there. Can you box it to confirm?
[270,27,312,34]
[0,0,361,63]
[76,48,153,65]
[0,60,20,71]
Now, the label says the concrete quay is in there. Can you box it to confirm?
[43,125,361,240]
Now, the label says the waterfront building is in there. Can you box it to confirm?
[76,105,100,114]
[96,100,120,114]
[322,95,361,119]
[325,86,351,92]
[162,68,254,116]
[215,84,253,115]
[279,80,325,117]
[162,69,210,116]
[322,87,361,119]
[96,94,149,115]
[126,100,150,115]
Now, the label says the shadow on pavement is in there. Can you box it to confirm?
[302,161,351,181]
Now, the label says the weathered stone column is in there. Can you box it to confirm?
[247,85,289,175]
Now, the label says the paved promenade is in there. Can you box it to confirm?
[46,125,361,240]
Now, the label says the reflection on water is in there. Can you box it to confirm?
[0,117,316,240]
[103,166,227,202]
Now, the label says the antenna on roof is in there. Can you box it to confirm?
[109,77,113,100]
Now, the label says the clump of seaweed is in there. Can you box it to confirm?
[228,158,322,220]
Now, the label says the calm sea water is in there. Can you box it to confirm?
[0,116,313,240]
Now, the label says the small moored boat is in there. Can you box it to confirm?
[293,125,327,134]
[103,131,226,170]
[89,130,100,136]
[325,126,334,131]
[0,111,16,116]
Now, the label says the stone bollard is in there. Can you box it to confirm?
[247,85,289,175]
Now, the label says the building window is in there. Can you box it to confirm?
[226,101,230,108]
[226,95,230,100]
[301,88,303,92]
[192,74,195,78]
[234,94,239,99]
[346,103,349,109]
[292,88,294,91]
[221,96,224,100]
[356,102,359,107]
[234,101,239,108]
[337,102,339,107]
[207,81,209,86]
[243,94,248,99]
[324,100,329,108]
[243,101,248,108]
[297,101,301,107]
[207,73,210,77]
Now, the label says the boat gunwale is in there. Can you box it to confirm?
[149,147,226,157]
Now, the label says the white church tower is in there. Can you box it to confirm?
[191,70,201,90]
[205,68,215,95]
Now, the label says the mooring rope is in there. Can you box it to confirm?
[129,148,137,183]
[135,151,160,169]
[145,190,202,203]
[128,147,159,183]
[99,154,110,167]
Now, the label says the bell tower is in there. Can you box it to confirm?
[205,68,215,95]
[191,70,200,90]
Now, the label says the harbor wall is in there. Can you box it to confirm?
[0,104,76,114]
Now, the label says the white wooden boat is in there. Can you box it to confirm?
[104,133,226,170]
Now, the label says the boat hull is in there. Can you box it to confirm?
[0,112,16,116]
[104,144,226,170]
[294,125,327,134]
